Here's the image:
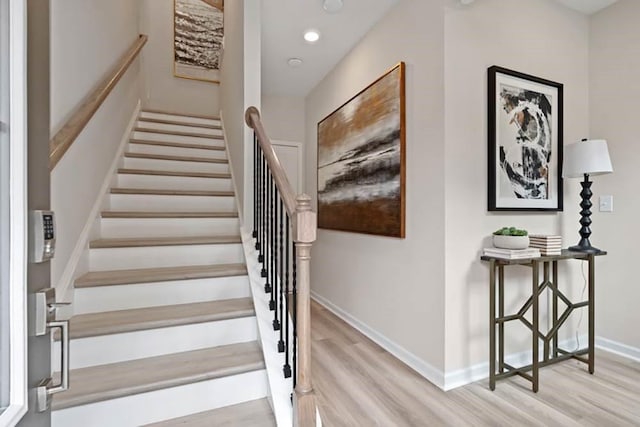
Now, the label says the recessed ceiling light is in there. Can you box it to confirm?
[288,58,303,68]
[304,30,320,43]
[323,0,343,13]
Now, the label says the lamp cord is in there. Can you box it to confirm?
[574,261,588,351]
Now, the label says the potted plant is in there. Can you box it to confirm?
[492,227,530,250]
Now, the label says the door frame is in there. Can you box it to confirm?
[271,139,304,195]
[0,0,28,425]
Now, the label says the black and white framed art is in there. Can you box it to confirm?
[488,66,563,211]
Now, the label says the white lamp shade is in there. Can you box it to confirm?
[563,139,613,178]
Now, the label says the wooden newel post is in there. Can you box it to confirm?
[293,194,317,427]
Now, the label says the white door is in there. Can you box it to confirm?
[272,140,303,195]
[0,0,28,425]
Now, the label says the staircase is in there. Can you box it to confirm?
[51,110,277,426]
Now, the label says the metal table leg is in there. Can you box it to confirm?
[552,260,558,358]
[489,260,496,391]
[498,265,504,374]
[532,260,539,393]
[588,254,595,374]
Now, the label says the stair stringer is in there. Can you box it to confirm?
[240,227,294,427]
[53,100,141,307]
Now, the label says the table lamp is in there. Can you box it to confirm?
[563,139,613,254]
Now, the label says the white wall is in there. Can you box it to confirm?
[261,95,306,143]
[50,0,142,291]
[220,0,245,221]
[220,0,260,226]
[138,0,220,116]
[443,0,590,377]
[303,0,607,387]
[589,0,640,353]
[305,0,447,377]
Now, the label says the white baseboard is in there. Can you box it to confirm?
[444,334,640,390]
[54,101,141,303]
[308,296,640,392]
[219,111,244,228]
[310,291,446,390]
[443,343,558,391]
[596,336,640,362]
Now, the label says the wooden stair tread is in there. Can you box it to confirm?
[66,298,255,340]
[110,188,234,197]
[90,235,242,248]
[144,398,276,427]
[129,139,225,151]
[135,127,224,140]
[117,168,231,179]
[75,263,248,288]
[101,211,239,219]
[124,152,228,164]
[141,109,220,121]
[51,341,263,411]
[137,117,222,130]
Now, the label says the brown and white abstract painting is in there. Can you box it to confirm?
[317,63,406,237]
[174,0,223,83]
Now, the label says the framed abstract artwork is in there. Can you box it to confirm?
[174,0,223,83]
[317,62,406,237]
[488,66,563,211]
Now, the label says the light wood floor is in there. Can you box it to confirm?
[310,301,640,426]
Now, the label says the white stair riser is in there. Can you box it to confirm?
[123,157,229,174]
[133,131,223,146]
[51,370,269,427]
[116,174,233,192]
[53,317,258,369]
[109,194,236,212]
[100,217,241,238]
[136,121,223,137]
[74,276,251,314]
[128,143,227,160]
[139,112,221,127]
[90,244,245,271]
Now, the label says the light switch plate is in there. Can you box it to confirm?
[599,195,613,212]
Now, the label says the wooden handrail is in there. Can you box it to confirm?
[245,107,318,427]
[49,34,148,170]
[245,107,298,217]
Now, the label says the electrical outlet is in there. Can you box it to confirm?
[599,195,613,212]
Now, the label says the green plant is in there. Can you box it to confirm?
[493,226,528,237]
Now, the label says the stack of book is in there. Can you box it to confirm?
[482,247,541,259]
[529,235,562,255]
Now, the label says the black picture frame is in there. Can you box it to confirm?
[488,66,563,212]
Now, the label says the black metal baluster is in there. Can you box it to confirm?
[272,186,280,325]
[283,215,291,377]
[260,155,267,275]
[256,149,262,253]
[264,171,272,292]
[292,243,297,388]
[253,134,257,239]
[269,176,276,310]
[278,199,285,351]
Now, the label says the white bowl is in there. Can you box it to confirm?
[493,235,530,250]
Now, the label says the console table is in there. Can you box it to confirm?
[480,250,606,392]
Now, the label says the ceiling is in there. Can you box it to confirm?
[260,0,619,98]
[553,0,618,14]
[261,0,399,97]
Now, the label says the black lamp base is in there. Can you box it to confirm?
[568,241,604,254]
[569,174,605,255]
